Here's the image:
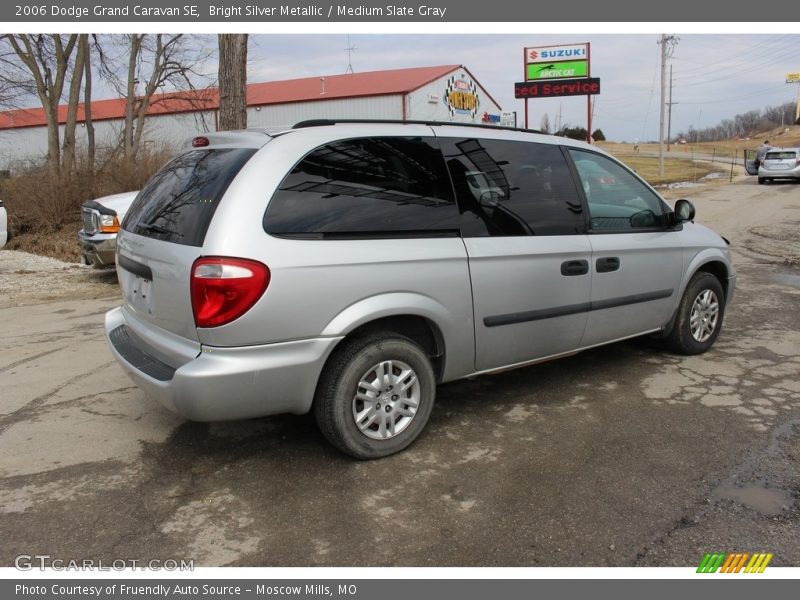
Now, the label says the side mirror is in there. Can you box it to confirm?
[674,199,695,222]
[479,191,501,208]
[630,209,657,228]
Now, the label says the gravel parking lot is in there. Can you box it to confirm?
[0,177,798,567]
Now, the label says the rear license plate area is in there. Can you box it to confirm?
[120,268,153,315]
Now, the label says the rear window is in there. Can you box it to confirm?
[123,148,256,247]
[765,151,797,160]
[263,137,459,238]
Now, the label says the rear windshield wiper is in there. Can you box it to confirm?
[140,222,182,237]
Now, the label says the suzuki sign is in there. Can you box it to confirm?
[526,44,588,65]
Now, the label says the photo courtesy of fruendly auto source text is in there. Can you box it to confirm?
[0,0,798,597]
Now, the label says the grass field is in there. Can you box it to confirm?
[607,155,722,186]
[598,123,800,185]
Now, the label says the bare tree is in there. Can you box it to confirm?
[217,34,248,131]
[84,35,96,187]
[539,113,551,134]
[92,34,212,160]
[122,34,212,159]
[62,34,88,172]
[1,34,80,174]
[123,34,145,158]
[0,38,38,108]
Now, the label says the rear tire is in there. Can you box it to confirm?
[665,272,725,355]
[314,333,436,459]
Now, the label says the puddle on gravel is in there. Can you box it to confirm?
[657,172,727,190]
[713,482,794,516]
[771,273,800,288]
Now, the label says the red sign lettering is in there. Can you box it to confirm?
[514,77,601,99]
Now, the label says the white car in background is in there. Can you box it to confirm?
[78,191,138,267]
[0,199,7,249]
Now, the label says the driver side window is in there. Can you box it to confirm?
[568,149,666,231]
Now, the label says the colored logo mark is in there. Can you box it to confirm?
[697,552,773,573]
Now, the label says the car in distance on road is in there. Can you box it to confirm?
[79,191,138,267]
[105,121,736,459]
[0,199,8,249]
[758,148,800,185]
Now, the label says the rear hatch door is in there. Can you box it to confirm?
[762,150,797,172]
[118,143,260,343]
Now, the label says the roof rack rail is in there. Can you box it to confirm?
[292,118,544,135]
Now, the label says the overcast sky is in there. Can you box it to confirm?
[243,33,799,141]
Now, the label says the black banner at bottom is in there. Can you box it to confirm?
[4,579,797,600]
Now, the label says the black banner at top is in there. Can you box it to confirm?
[2,0,798,22]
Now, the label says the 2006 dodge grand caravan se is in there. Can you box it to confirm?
[106,120,735,459]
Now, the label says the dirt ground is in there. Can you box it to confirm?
[0,248,120,306]
[0,174,798,568]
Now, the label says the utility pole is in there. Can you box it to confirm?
[667,64,678,152]
[557,102,563,133]
[659,34,679,177]
[796,82,800,123]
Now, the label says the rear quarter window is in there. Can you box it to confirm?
[123,148,256,247]
[263,137,459,238]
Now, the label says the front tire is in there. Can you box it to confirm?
[758,177,765,185]
[314,333,436,459]
[665,272,725,355]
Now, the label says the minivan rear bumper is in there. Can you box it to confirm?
[105,307,342,421]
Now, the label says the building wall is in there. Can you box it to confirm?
[247,95,403,129]
[0,111,214,172]
[406,67,503,123]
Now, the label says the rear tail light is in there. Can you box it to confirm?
[191,257,270,328]
[192,136,210,148]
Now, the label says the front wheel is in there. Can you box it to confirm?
[665,272,725,355]
[314,333,436,459]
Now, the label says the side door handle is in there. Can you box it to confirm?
[561,259,589,276]
[596,257,620,273]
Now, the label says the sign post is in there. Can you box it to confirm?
[586,43,592,143]
[519,42,598,142]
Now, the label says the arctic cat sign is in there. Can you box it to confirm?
[515,78,601,99]
[526,60,589,81]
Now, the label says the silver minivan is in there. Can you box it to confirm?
[105,121,735,458]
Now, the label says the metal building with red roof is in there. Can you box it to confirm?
[0,64,504,170]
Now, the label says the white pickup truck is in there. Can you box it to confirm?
[78,191,138,268]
